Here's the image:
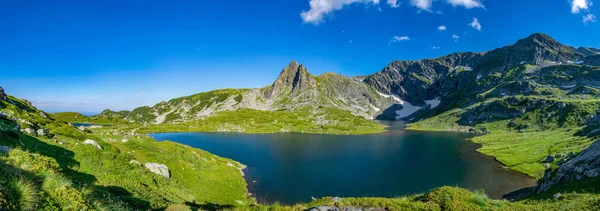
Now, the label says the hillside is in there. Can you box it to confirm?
[0,89,252,210]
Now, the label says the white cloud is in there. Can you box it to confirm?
[300,0,380,24]
[431,46,440,49]
[571,0,591,13]
[387,0,400,8]
[452,34,460,42]
[349,39,355,44]
[135,92,145,97]
[584,14,597,23]
[410,0,433,11]
[469,18,482,31]
[438,25,447,30]
[389,36,410,44]
[197,45,210,50]
[446,0,485,9]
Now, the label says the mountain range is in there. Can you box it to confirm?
[93,33,599,127]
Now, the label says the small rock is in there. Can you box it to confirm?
[129,160,142,166]
[544,163,550,168]
[332,197,343,203]
[235,200,243,205]
[83,139,103,149]
[38,111,47,119]
[78,126,86,131]
[544,155,555,163]
[121,139,129,143]
[21,128,36,135]
[145,163,170,178]
[555,153,563,158]
[37,128,49,137]
[553,193,562,199]
[0,146,10,153]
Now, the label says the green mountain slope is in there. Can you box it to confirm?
[0,90,251,210]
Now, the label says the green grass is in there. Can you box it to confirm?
[471,130,592,178]
[138,106,386,135]
[1,96,252,210]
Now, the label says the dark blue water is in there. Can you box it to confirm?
[150,121,536,204]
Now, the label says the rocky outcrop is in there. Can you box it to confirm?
[83,139,103,149]
[263,61,317,99]
[364,52,481,106]
[145,163,170,178]
[536,139,600,193]
[0,86,6,101]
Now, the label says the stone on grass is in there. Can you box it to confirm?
[37,128,49,137]
[553,193,562,199]
[145,162,170,178]
[544,155,555,163]
[129,160,142,166]
[83,139,103,149]
[121,139,129,143]
[22,128,36,135]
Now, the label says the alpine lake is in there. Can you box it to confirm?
[150,121,536,204]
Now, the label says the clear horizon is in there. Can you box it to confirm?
[1,0,598,113]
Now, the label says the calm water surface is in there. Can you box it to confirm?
[151,121,536,204]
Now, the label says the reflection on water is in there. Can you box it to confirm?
[151,121,536,204]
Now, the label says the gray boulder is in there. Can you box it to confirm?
[145,163,170,178]
[0,146,10,154]
[37,128,49,137]
[544,155,555,163]
[22,128,36,135]
[38,111,47,119]
[83,139,103,149]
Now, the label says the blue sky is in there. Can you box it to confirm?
[0,0,598,114]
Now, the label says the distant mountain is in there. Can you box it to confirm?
[97,61,398,124]
[94,33,600,125]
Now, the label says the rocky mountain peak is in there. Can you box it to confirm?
[510,33,582,64]
[515,33,559,47]
[264,61,316,99]
[0,86,6,101]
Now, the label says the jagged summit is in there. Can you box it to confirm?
[263,61,316,99]
[514,33,558,47]
[510,33,582,64]
[0,86,6,101]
